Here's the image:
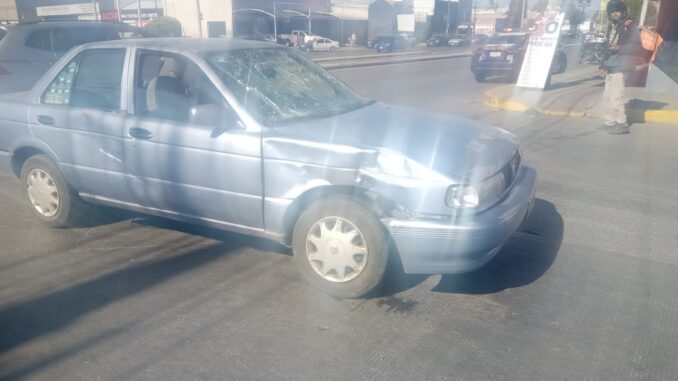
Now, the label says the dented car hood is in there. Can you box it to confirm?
[264,102,518,182]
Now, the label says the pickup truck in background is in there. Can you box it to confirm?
[277,30,321,46]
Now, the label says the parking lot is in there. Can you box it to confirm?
[2,49,678,380]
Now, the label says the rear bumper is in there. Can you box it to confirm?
[384,166,537,274]
[472,62,518,74]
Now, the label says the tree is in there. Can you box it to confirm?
[144,17,182,37]
[625,0,643,23]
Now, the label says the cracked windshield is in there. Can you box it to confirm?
[0,0,676,380]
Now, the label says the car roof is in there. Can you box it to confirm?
[8,21,140,30]
[78,37,275,53]
[494,32,529,36]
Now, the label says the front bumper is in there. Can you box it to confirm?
[383,166,537,274]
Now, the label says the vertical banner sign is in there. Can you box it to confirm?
[517,12,565,89]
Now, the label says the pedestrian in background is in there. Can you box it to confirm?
[600,0,642,135]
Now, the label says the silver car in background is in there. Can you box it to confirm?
[0,39,536,298]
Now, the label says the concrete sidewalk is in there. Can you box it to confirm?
[484,66,678,124]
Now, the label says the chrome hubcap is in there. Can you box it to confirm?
[305,217,368,283]
[26,169,60,217]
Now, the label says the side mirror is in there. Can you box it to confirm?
[189,103,243,134]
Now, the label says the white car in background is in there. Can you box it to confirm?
[307,38,340,52]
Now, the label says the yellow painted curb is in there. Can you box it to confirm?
[485,87,678,124]
[484,88,530,112]
[642,109,678,124]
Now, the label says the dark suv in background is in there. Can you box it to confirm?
[470,32,567,83]
[374,34,416,53]
[0,21,151,94]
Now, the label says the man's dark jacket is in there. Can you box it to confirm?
[603,18,642,74]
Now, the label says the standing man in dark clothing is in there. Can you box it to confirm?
[601,1,642,134]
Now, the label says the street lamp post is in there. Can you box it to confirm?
[313,11,343,45]
[233,8,277,37]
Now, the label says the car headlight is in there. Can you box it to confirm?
[371,151,449,184]
[447,185,479,208]
[447,171,507,210]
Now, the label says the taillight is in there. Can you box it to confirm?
[0,65,9,75]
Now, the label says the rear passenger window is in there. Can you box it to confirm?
[51,27,104,53]
[25,29,52,51]
[43,49,125,111]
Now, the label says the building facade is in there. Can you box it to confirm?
[164,0,233,38]
[0,0,17,23]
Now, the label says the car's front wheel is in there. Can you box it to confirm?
[20,154,85,228]
[474,72,486,82]
[293,196,389,298]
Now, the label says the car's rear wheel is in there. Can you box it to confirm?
[292,196,389,298]
[20,154,85,228]
[474,72,486,82]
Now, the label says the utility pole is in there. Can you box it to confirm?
[520,0,527,31]
[115,0,121,22]
[308,8,312,35]
[136,0,142,26]
[195,0,203,37]
[446,0,451,35]
[473,1,477,34]
[92,0,98,20]
[273,1,277,39]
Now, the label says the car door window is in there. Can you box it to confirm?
[25,29,52,51]
[135,51,227,125]
[42,49,125,111]
[51,27,113,54]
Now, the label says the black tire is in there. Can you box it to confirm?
[474,72,486,82]
[20,154,86,228]
[292,195,389,298]
[329,46,336,52]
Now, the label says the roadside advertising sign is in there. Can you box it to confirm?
[517,12,565,89]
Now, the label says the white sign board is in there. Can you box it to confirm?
[397,14,415,33]
[37,3,97,17]
[516,12,565,89]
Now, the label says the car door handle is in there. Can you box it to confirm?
[37,115,55,125]
[128,127,153,140]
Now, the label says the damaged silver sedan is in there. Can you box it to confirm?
[0,39,536,298]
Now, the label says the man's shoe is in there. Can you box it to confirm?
[609,123,630,134]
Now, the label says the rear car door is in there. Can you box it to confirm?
[28,48,131,202]
[123,50,263,229]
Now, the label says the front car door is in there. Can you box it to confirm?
[123,49,263,231]
[28,47,131,202]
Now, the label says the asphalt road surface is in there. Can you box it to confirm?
[2,50,677,380]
